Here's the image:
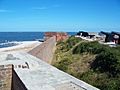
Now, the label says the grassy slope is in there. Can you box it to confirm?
[52,36,120,90]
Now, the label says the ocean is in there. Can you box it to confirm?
[0,32,76,48]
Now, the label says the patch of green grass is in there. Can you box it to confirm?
[52,36,120,90]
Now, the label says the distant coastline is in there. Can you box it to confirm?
[0,32,76,48]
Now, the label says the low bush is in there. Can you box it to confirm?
[72,41,107,54]
[55,57,72,71]
[57,36,82,52]
[91,49,120,77]
[53,36,120,90]
[79,70,120,90]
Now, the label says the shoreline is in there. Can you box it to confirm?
[0,41,42,52]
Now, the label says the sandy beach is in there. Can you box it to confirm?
[0,41,42,52]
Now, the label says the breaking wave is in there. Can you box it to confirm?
[0,41,22,48]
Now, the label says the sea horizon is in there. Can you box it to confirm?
[0,32,77,48]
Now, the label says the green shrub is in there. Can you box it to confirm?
[114,46,120,51]
[79,70,120,90]
[58,36,82,52]
[91,49,120,77]
[55,57,72,71]
[72,41,107,54]
[54,36,120,90]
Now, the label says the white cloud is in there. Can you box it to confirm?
[0,9,7,12]
[32,7,48,10]
[32,4,60,11]
[0,9,13,13]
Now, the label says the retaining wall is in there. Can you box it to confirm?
[28,36,56,63]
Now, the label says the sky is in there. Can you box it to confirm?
[0,0,120,32]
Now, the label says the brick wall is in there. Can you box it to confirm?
[44,32,68,41]
[0,64,27,90]
[0,64,13,90]
[28,36,56,63]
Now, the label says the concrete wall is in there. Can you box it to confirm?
[0,64,13,90]
[28,36,56,63]
[12,69,27,90]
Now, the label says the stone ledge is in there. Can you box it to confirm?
[0,64,13,69]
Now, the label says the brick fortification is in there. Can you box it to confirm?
[44,32,68,41]
[0,64,27,90]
